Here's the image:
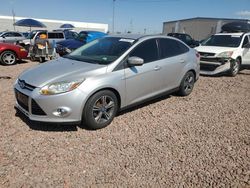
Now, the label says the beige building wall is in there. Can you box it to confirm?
[163,17,248,41]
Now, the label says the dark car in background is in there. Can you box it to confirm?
[0,42,28,65]
[56,31,107,56]
[167,33,200,48]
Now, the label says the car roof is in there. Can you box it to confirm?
[215,32,245,36]
[106,34,171,40]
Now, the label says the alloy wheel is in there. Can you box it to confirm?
[2,52,16,65]
[92,95,115,124]
[184,74,194,93]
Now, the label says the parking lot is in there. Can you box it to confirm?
[0,60,250,187]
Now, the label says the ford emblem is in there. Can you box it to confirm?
[19,80,25,89]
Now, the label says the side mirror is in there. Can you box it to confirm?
[128,56,144,66]
[2,36,5,39]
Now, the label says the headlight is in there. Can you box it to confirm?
[217,51,233,58]
[65,47,72,53]
[40,80,84,95]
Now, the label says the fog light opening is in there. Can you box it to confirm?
[53,107,71,117]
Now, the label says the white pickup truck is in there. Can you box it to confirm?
[195,32,250,76]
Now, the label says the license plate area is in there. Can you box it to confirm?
[15,89,29,112]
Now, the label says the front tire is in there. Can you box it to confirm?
[228,58,240,77]
[82,90,118,130]
[0,51,17,65]
[178,71,195,96]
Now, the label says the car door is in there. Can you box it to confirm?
[157,38,190,91]
[124,38,162,105]
[242,35,250,65]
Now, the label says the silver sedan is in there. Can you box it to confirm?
[14,34,200,129]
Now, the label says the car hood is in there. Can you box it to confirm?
[19,57,107,87]
[195,45,236,54]
[57,39,85,49]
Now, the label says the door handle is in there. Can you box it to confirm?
[180,59,185,63]
[154,66,161,71]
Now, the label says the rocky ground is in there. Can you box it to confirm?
[0,60,250,187]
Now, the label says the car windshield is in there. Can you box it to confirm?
[201,35,242,47]
[65,37,135,64]
[64,30,79,39]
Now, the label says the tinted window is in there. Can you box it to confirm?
[130,39,158,63]
[242,36,249,47]
[3,32,14,37]
[159,38,189,58]
[14,32,22,37]
[48,33,64,39]
[57,33,64,39]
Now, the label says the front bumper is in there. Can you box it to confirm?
[200,57,231,75]
[14,82,87,123]
[18,50,29,59]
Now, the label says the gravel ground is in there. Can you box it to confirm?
[0,60,250,187]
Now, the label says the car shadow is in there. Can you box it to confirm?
[118,93,172,116]
[17,60,30,64]
[238,72,250,76]
[15,108,78,132]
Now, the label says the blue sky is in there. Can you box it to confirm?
[1,0,250,33]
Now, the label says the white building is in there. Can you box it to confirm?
[0,15,108,33]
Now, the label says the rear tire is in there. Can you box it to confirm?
[0,51,17,65]
[228,58,240,77]
[82,90,118,130]
[178,71,195,96]
[39,57,46,63]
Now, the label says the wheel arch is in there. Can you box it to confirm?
[84,87,121,110]
[236,56,242,64]
[0,49,18,59]
[188,69,197,80]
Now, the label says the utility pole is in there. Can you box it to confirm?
[12,9,16,31]
[112,0,116,34]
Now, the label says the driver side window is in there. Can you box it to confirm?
[129,39,158,63]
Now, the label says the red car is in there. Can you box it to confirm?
[0,42,28,65]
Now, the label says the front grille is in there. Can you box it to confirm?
[199,52,215,57]
[18,79,36,91]
[200,64,220,71]
[31,99,47,116]
[200,57,225,63]
[15,89,29,112]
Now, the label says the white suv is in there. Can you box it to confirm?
[21,30,65,46]
[196,32,250,76]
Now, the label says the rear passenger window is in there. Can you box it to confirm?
[57,33,64,39]
[48,33,64,39]
[14,33,22,37]
[159,38,189,59]
[48,33,56,38]
[130,39,158,63]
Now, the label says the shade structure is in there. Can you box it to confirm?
[60,23,75,29]
[14,18,46,28]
